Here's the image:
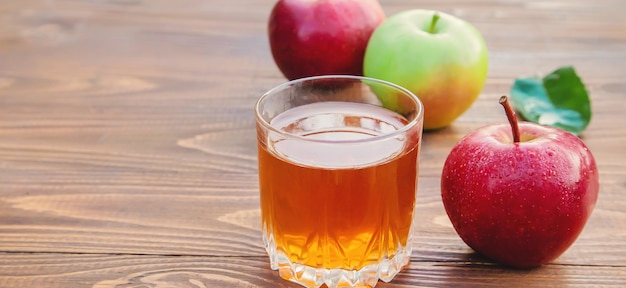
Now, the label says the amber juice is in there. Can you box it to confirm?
[258,101,420,271]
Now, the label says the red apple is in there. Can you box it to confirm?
[441,96,599,269]
[268,0,385,80]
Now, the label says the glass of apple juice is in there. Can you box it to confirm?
[255,75,424,288]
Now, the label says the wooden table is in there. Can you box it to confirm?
[1,0,624,287]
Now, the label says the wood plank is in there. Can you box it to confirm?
[1,253,625,288]
[1,171,624,265]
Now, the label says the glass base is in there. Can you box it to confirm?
[264,230,412,288]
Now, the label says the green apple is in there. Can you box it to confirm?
[364,10,488,130]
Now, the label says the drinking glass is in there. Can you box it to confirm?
[255,75,424,287]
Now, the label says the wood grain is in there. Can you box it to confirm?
[1,254,625,288]
[1,0,625,287]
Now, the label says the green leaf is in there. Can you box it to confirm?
[510,66,591,135]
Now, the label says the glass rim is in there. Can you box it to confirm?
[255,75,424,144]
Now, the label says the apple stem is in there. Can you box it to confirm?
[429,13,440,33]
[499,96,521,143]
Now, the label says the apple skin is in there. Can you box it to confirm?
[363,10,488,130]
[441,122,599,269]
[268,0,385,80]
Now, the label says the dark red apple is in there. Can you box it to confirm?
[268,0,385,80]
[441,96,599,269]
